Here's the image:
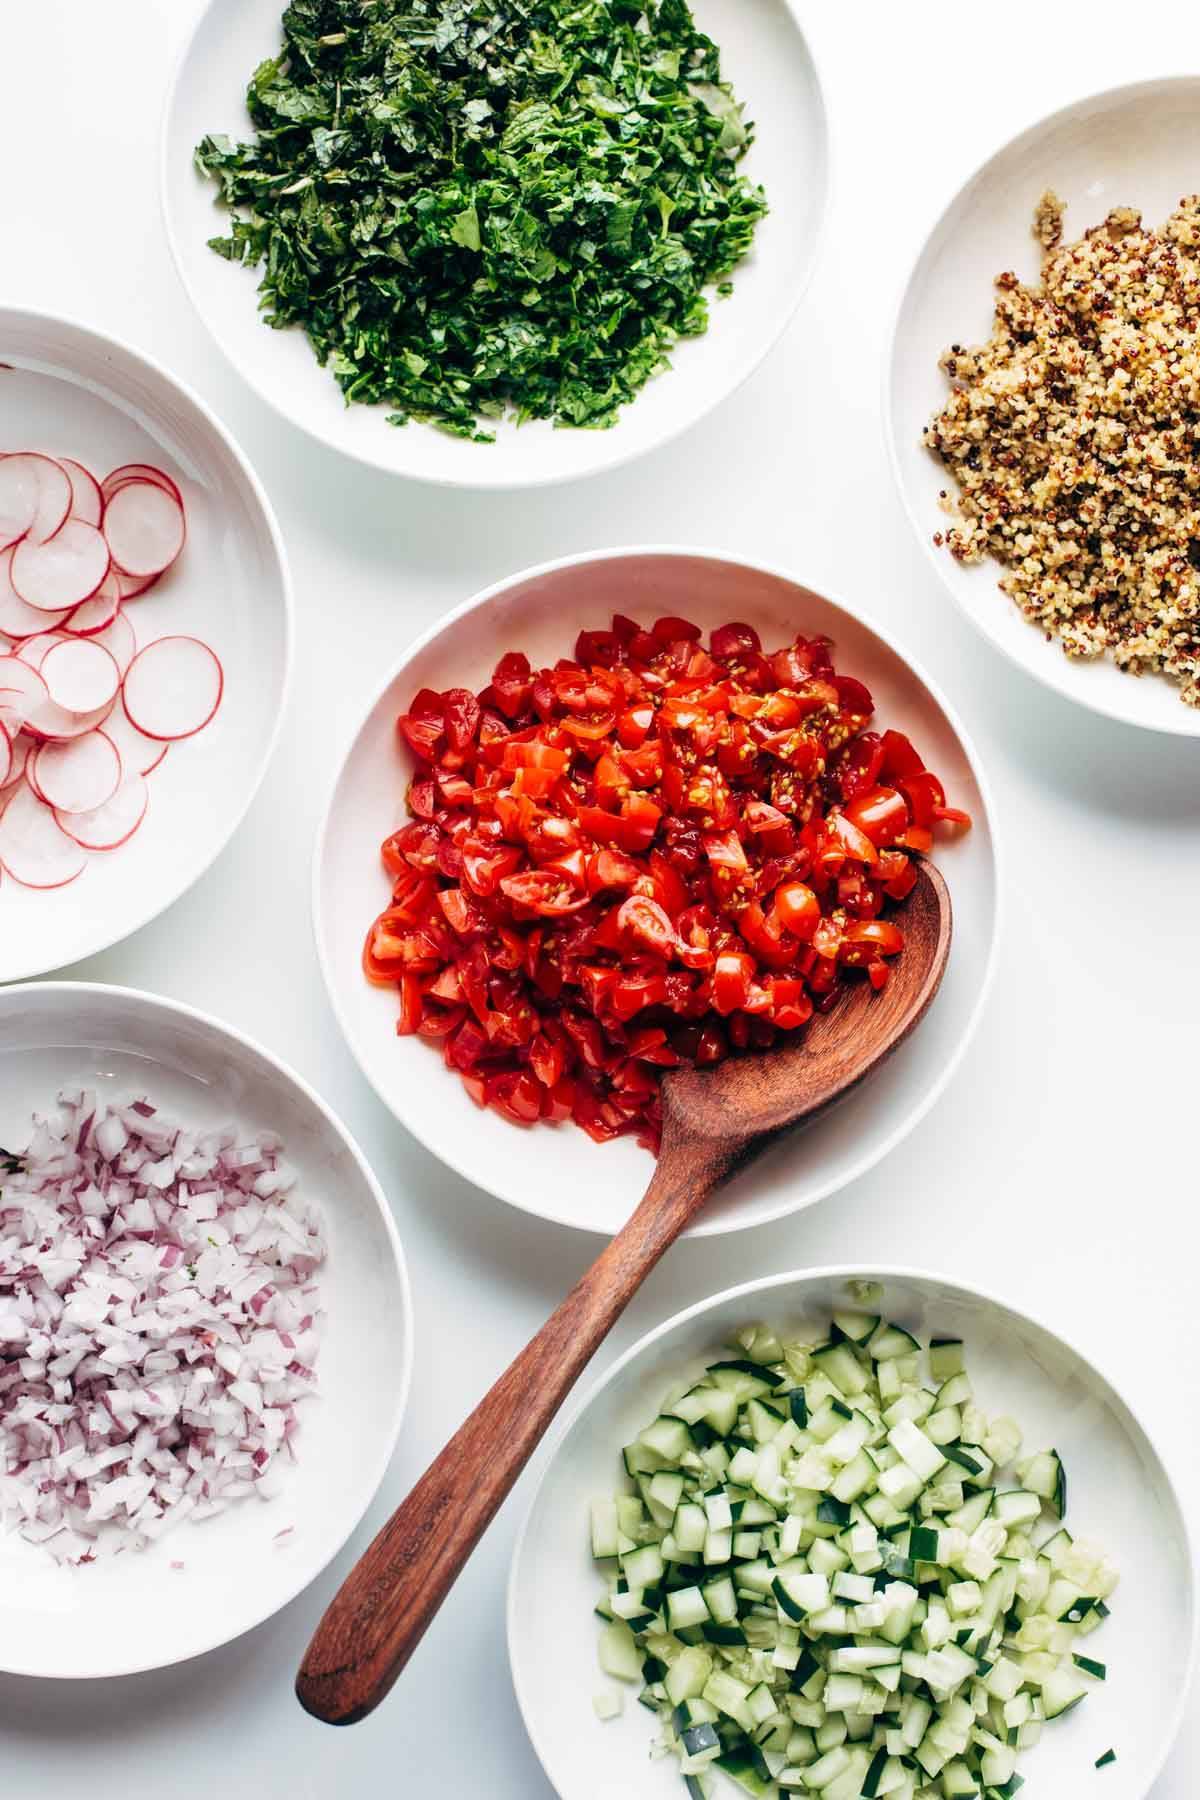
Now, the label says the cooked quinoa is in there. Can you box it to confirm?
[924,191,1200,706]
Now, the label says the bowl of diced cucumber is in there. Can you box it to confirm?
[509,1268,1194,1800]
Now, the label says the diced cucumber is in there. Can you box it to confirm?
[667,1587,710,1632]
[941,1758,978,1796]
[673,1503,708,1555]
[665,1648,714,1706]
[929,1339,965,1380]
[1040,1668,1088,1719]
[639,1416,692,1462]
[946,1489,994,1533]
[707,1361,782,1401]
[590,1498,620,1559]
[1018,1449,1066,1518]
[887,1418,946,1481]
[812,1343,870,1398]
[866,1321,921,1361]
[992,1489,1041,1529]
[598,1621,642,1682]
[591,1305,1115,1800]
[831,1310,880,1347]
[621,1542,665,1591]
[1073,1653,1106,1680]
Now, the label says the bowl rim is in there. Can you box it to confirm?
[311,543,1004,1239]
[507,1260,1200,1800]
[0,301,295,983]
[0,978,414,1679]
[882,73,1200,738]
[159,0,833,493]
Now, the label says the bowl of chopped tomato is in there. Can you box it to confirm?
[314,550,998,1237]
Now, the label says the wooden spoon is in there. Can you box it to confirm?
[296,862,951,1725]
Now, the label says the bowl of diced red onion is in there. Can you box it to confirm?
[315,548,1001,1239]
[0,306,290,982]
[0,980,411,1678]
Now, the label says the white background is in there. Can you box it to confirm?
[1,3,1196,1796]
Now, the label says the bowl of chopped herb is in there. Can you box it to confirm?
[162,0,829,489]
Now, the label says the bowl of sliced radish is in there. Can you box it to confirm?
[510,1267,1196,1800]
[0,308,290,982]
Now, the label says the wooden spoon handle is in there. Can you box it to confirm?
[295,1130,745,1726]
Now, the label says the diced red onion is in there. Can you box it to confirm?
[0,1089,325,1563]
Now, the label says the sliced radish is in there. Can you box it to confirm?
[0,454,72,549]
[0,453,49,543]
[0,719,11,788]
[101,462,183,510]
[24,693,115,744]
[122,636,222,741]
[102,695,169,776]
[0,729,33,794]
[32,730,121,814]
[89,609,136,677]
[11,517,110,611]
[27,458,74,546]
[0,656,49,735]
[0,782,86,888]
[0,548,75,638]
[41,637,120,714]
[59,457,103,528]
[63,574,121,637]
[114,566,162,602]
[17,630,70,669]
[102,481,185,580]
[24,740,48,802]
[56,774,148,851]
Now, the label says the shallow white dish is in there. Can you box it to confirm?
[887,76,1200,737]
[314,548,999,1238]
[0,982,412,1679]
[0,308,291,982]
[162,0,829,491]
[510,1266,1197,1800]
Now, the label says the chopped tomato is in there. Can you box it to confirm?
[712,950,755,1015]
[879,728,925,781]
[397,688,445,760]
[617,896,677,959]
[617,703,655,748]
[771,880,820,941]
[840,919,906,966]
[899,770,945,830]
[499,869,591,916]
[844,785,911,849]
[836,731,885,802]
[370,610,967,1152]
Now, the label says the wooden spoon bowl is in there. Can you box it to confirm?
[296,862,952,1725]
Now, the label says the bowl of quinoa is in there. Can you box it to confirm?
[887,76,1200,736]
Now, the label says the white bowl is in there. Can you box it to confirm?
[887,76,1200,737]
[161,0,829,491]
[0,981,412,1679]
[0,307,292,981]
[509,1266,1197,1800]
[314,548,1000,1238]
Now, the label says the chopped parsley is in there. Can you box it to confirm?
[196,0,767,439]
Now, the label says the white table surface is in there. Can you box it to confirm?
[2,2,1197,1794]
